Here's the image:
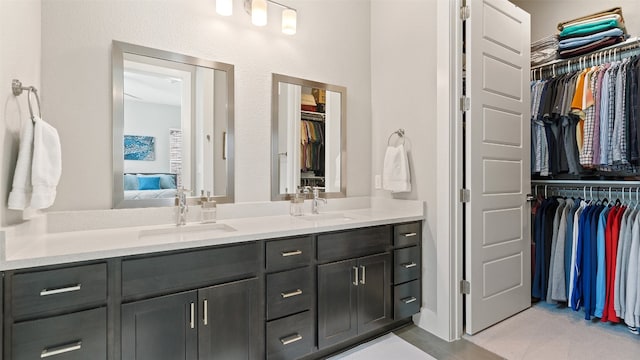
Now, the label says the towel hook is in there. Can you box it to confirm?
[387,128,405,146]
[11,79,41,122]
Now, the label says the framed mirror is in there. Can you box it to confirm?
[271,74,346,200]
[112,41,234,208]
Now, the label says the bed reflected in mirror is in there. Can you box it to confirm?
[112,41,234,208]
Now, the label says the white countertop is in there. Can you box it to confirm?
[0,198,424,270]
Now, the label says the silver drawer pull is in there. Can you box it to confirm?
[190,302,195,329]
[40,284,81,296]
[280,333,303,345]
[353,266,359,286]
[203,299,208,326]
[281,289,303,299]
[402,262,417,269]
[41,341,82,358]
[403,232,417,237]
[281,250,302,257]
[402,296,417,304]
[360,265,366,285]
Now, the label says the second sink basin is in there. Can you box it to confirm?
[139,223,236,242]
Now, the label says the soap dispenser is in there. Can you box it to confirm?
[201,190,217,223]
[290,188,306,216]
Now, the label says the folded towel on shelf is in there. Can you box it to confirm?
[382,144,411,193]
[557,7,623,32]
[301,93,317,106]
[558,36,625,58]
[30,116,62,209]
[531,35,559,65]
[8,118,34,210]
[559,18,622,39]
[558,28,624,50]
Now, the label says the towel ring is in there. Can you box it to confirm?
[387,129,405,146]
[12,79,41,122]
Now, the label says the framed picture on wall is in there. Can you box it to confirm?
[124,135,156,161]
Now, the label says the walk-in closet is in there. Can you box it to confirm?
[516,0,640,342]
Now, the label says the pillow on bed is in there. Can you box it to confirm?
[138,176,161,190]
[159,174,177,189]
[124,174,138,190]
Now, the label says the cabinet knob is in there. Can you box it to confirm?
[402,232,417,237]
[360,265,366,285]
[402,262,417,269]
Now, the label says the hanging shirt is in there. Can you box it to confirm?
[594,205,611,317]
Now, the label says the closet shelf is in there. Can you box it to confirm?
[531,36,640,76]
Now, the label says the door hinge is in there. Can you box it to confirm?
[459,188,470,203]
[460,96,470,112]
[460,280,471,294]
[460,5,470,20]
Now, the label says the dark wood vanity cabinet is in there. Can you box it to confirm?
[0,220,422,360]
[121,242,262,360]
[317,226,393,349]
[3,262,109,360]
[121,278,260,360]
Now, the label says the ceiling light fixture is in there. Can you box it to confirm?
[242,0,297,35]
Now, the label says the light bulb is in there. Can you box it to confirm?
[216,0,233,16]
[282,8,296,35]
[252,0,267,26]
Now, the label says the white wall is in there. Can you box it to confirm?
[511,0,640,42]
[370,0,452,340]
[1,0,41,226]
[123,100,181,174]
[39,0,371,211]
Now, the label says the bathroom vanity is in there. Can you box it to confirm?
[0,204,422,360]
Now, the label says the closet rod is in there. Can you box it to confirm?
[531,179,640,187]
[531,36,640,77]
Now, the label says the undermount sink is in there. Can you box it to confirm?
[297,213,354,222]
[139,223,236,241]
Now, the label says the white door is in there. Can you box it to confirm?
[464,0,531,334]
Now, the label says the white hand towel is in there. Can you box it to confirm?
[8,118,34,210]
[30,116,62,209]
[382,144,411,193]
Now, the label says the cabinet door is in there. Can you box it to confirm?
[198,278,260,359]
[317,259,358,349]
[121,291,197,360]
[357,253,392,333]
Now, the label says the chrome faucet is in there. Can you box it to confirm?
[175,188,190,226]
[311,187,327,214]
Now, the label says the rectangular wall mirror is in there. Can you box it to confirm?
[271,74,346,200]
[113,41,234,208]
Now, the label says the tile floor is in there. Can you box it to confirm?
[327,302,640,359]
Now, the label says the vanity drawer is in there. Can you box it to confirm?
[11,263,107,320]
[394,222,421,248]
[12,307,107,360]
[266,310,313,360]
[394,246,421,284]
[266,236,313,272]
[122,242,259,299]
[394,280,421,320]
[266,267,314,320]
[317,225,392,263]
